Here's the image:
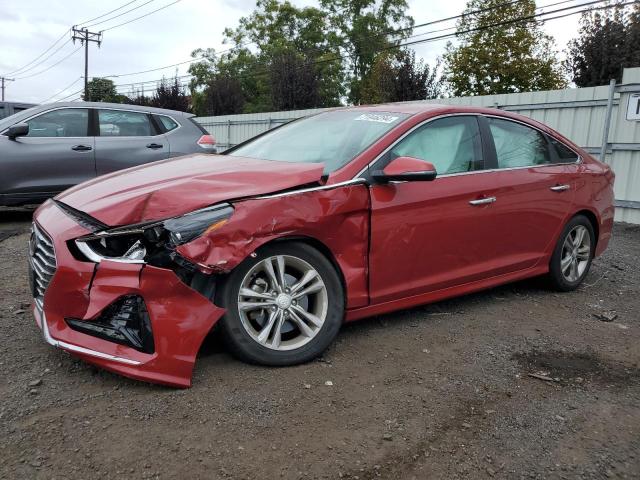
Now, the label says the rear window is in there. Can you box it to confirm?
[157,115,179,132]
[98,110,153,137]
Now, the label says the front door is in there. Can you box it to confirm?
[368,115,504,304]
[1,107,95,203]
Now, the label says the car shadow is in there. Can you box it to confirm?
[197,275,554,359]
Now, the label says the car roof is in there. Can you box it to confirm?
[37,101,195,117]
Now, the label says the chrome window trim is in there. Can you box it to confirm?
[353,112,582,181]
[1,105,181,137]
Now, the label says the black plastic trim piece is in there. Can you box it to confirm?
[65,295,155,354]
[53,200,108,232]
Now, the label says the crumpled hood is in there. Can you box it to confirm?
[55,154,325,226]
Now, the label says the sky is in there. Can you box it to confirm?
[0,0,582,104]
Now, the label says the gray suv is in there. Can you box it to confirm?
[0,102,215,206]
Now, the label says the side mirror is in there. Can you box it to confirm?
[372,156,437,183]
[7,123,29,140]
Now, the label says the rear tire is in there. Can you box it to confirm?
[548,215,595,291]
[218,242,344,366]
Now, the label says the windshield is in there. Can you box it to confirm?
[227,110,408,173]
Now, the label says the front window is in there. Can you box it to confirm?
[388,116,484,174]
[26,108,89,137]
[227,110,408,174]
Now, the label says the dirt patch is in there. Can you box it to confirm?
[0,221,639,479]
[513,349,640,386]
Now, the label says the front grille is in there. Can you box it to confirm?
[29,223,57,300]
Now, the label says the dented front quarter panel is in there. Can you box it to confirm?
[33,201,225,388]
[177,183,371,309]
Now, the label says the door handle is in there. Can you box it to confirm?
[469,196,497,206]
[550,184,570,192]
[146,143,163,149]
[71,145,92,152]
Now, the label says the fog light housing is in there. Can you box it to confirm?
[65,296,155,354]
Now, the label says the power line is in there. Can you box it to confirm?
[14,45,83,80]
[99,0,547,84]
[397,0,597,43]
[39,76,83,103]
[2,31,70,76]
[113,0,604,92]
[76,0,140,26]
[56,87,86,102]
[1,0,145,77]
[102,0,183,32]
[84,0,155,29]
[103,57,203,78]
[182,0,623,88]
[6,38,74,78]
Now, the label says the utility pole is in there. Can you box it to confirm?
[1,77,14,101]
[71,26,102,101]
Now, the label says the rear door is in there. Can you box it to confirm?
[483,116,578,272]
[0,107,94,201]
[94,109,169,176]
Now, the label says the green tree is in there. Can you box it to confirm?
[149,76,190,112]
[565,3,640,87]
[189,0,346,112]
[361,49,442,103]
[269,49,321,110]
[321,0,414,103]
[83,77,128,103]
[443,0,566,96]
[192,74,245,116]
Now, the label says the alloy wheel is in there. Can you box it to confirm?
[560,225,591,282]
[237,255,328,351]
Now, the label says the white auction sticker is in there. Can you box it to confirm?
[354,113,399,124]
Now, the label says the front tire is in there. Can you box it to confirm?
[548,215,595,291]
[219,242,344,366]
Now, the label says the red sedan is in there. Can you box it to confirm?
[30,104,615,387]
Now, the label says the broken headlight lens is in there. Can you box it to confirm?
[74,203,234,263]
[163,204,234,246]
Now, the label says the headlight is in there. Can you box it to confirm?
[163,204,233,246]
[74,204,233,263]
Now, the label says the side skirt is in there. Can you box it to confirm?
[345,264,549,322]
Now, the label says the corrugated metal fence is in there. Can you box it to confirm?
[196,67,640,224]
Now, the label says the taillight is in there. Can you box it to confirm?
[197,134,216,150]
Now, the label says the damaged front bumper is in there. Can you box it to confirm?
[30,200,225,388]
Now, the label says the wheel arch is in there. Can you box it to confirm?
[210,234,351,310]
[573,208,600,249]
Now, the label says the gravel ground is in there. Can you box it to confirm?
[0,213,638,480]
